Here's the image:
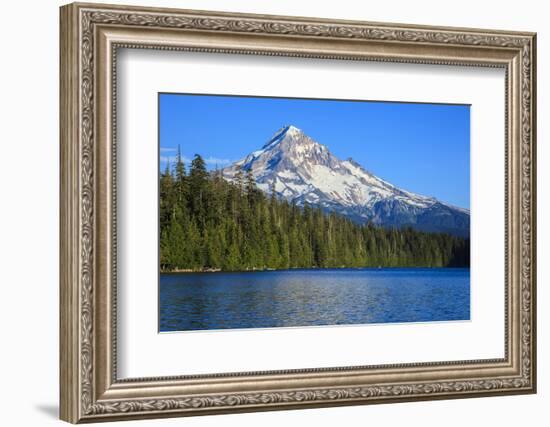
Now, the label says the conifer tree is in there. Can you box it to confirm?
[174,145,187,206]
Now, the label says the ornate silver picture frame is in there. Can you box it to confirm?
[60,2,536,423]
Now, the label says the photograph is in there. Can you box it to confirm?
[158,93,471,332]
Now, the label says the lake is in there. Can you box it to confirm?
[159,268,470,332]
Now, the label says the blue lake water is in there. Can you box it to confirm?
[159,268,470,332]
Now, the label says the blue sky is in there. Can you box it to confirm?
[159,93,470,209]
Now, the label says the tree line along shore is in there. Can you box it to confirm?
[160,151,470,273]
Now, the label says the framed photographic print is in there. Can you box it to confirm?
[157,95,472,332]
[60,2,537,423]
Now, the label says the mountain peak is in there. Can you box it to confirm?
[262,124,304,149]
[284,124,302,135]
[221,126,469,236]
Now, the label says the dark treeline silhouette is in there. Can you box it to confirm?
[160,151,470,272]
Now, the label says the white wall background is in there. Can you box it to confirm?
[0,0,545,426]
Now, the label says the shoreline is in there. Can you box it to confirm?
[160,266,470,274]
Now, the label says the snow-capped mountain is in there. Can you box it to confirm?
[222,125,470,237]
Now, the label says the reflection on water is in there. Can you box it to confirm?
[159,268,470,332]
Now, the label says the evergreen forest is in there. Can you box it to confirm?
[159,152,470,272]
